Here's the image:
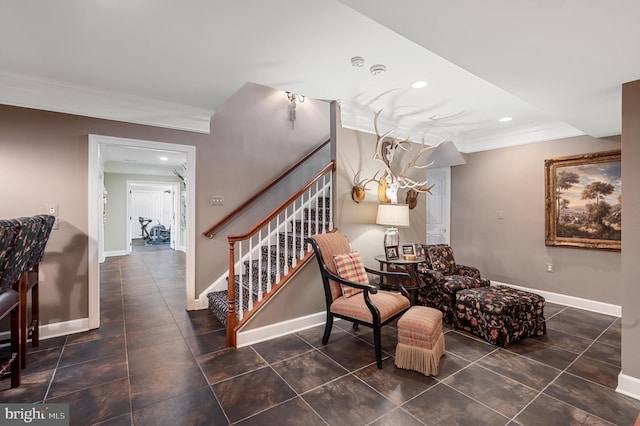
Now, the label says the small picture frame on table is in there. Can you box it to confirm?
[385,245,399,260]
[414,244,427,260]
[402,244,415,256]
[401,244,417,260]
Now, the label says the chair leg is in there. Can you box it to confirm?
[373,326,382,369]
[10,306,21,388]
[322,314,333,345]
[31,282,39,347]
[19,274,28,369]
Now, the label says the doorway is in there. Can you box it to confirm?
[127,181,181,252]
[88,135,196,330]
[426,167,451,245]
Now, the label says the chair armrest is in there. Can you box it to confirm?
[455,264,481,278]
[417,268,445,287]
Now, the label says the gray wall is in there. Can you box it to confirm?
[0,82,329,326]
[450,135,622,304]
[621,80,640,380]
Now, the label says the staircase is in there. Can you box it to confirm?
[207,197,330,325]
[205,162,335,345]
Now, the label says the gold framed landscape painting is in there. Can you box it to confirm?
[545,150,621,251]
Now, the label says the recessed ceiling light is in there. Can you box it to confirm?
[411,80,428,89]
[499,116,513,122]
[159,156,168,161]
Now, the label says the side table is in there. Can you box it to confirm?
[374,255,426,305]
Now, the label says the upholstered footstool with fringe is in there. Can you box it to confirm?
[395,306,445,376]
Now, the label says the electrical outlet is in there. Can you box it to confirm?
[47,204,59,216]
[211,196,224,205]
[52,217,60,230]
[546,262,553,273]
[497,210,504,219]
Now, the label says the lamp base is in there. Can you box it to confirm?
[384,227,400,248]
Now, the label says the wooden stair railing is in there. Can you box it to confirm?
[225,161,335,347]
[203,138,331,239]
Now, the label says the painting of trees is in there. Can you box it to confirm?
[545,150,621,250]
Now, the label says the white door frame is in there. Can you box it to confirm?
[88,135,197,330]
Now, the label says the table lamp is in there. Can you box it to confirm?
[376,203,410,249]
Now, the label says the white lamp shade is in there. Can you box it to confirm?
[376,203,410,227]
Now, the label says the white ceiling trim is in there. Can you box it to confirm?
[454,121,585,153]
[0,71,214,133]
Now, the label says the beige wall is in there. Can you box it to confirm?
[241,262,326,330]
[450,136,622,304]
[621,80,640,379]
[0,82,330,327]
[334,112,427,263]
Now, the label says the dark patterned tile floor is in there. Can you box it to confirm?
[2,247,640,425]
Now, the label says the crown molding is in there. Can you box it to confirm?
[0,71,214,133]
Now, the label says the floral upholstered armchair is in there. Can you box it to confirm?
[417,244,490,323]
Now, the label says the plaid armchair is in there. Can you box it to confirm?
[417,244,490,323]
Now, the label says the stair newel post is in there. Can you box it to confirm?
[227,240,238,347]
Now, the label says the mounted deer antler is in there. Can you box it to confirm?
[372,110,412,179]
[372,110,436,203]
[351,170,382,203]
[396,131,437,193]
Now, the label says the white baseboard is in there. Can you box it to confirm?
[617,373,640,401]
[40,318,91,339]
[236,311,326,348]
[194,275,228,309]
[0,317,91,344]
[490,281,621,317]
[104,250,129,258]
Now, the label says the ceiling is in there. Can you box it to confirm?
[1,1,638,156]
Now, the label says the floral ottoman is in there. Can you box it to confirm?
[453,285,546,347]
